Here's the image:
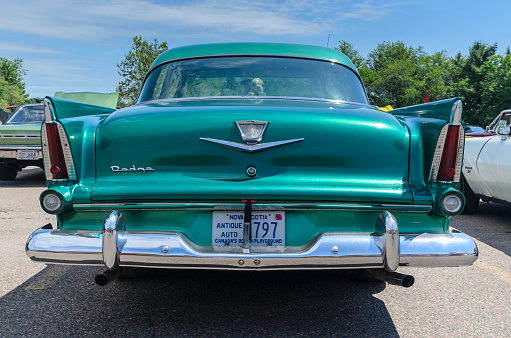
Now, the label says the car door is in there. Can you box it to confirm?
[477,134,511,202]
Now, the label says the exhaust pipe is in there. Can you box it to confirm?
[95,267,148,286]
[95,268,123,286]
[368,269,415,288]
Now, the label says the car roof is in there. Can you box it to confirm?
[151,42,357,72]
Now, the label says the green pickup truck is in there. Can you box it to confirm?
[0,104,44,180]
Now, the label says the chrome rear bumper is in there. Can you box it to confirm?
[26,211,478,271]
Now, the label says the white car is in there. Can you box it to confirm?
[461,109,511,213]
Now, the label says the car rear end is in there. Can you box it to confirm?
[26,43,478,286]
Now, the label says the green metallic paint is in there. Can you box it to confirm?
[57,207,445,246]
[42,44,466,248]
[151,42,357,72]
[92,99,412,203]
[46,97,116,121]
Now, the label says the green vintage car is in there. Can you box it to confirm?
[26,43,477,287]
[0,104,45,180]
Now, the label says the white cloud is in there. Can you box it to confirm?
[0,42,68,55]
[23,58,119,97]
[0,0,392,41]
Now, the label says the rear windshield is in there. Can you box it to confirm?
[138,56,368,104]
[6,105,44,124]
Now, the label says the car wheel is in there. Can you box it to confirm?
[460,176,479,214]
[0,163,19,180]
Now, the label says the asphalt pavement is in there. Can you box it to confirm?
[1,167,510,336]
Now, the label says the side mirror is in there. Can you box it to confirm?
[497,125,511,140]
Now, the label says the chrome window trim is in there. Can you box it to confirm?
[146,53,359,78]
[73,202,432,212]
[141,96,376,109]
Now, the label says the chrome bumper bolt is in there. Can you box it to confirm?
[238,259,245,265]
[254,259,260,265]
[331,246,339,254]
[161,245,169,253]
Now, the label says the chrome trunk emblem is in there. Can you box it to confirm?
[235,121,268,144]
[200,120,304,153]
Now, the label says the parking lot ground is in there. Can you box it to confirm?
[1,167,510,336]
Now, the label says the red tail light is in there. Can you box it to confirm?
[42,122,76,181]
[45,123,68,180]
[436,125,461,181]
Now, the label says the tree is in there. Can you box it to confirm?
[451,41,498,124]
[117,36,168,105]
[479,54,511,125]
[335,40,365,69]
[0,57,28,107]
[361,41,452,108]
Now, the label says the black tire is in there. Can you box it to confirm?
[0,163,18,180]
[460,175,479,214]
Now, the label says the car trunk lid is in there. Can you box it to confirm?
[91,99,412,203]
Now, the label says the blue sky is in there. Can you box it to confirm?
[1,0,509,99]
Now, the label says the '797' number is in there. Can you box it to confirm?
[254,222,279,238]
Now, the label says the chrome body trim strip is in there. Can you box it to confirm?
[0,146,42,150]
[451,100,462,125]
[44,99,53,122]
[0,135,40,139]
[41,123,52,180]
[200,137,304,153]
[454,126,464,182]
[26,228,478,270]
[429,124,449,182]
[73,202,432,212]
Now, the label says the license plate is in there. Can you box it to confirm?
[17,150,39,160]
[212,211,285,252]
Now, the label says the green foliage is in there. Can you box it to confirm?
[479,54,511,125]
[451,41,498,124]
[360,41,451,108]
[117,36,168,105]
[0,57,28,107]
[335,40,365,69]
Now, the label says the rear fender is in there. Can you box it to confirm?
[43,97,113,198]
[391,98,463,207]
